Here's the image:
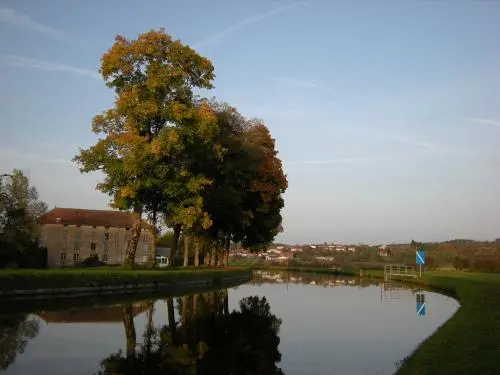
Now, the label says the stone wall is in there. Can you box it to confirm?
[40,224,154,267]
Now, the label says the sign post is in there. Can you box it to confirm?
[416,249,425,277]
[416,293,426,316]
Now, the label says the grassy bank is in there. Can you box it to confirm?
[390,271,500,375]
[0,267,250,292]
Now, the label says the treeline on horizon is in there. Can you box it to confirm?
[261,239,500,273]
[74,29,288,268]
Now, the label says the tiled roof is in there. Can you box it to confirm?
[39,208,152,229]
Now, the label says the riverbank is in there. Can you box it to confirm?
[251,264,359,276]
[0,267,251,300]
[274,265,498,375]
[385,271,500,375]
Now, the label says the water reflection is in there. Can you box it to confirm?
[0,272,459,375]
[0,313,39,370]
[97,292,283,375]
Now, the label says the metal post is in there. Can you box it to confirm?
[419,264,422,277]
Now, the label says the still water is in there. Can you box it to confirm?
[1,271,459,375]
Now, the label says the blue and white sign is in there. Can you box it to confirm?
[416,293,426,316]
[416,250,425,265]
[417,302,426,316]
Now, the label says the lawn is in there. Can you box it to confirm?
[0,266,250,292]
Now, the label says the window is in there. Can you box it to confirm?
[90,242,96,251]
[143,236,148,244]
[73,253,80,262]
[104,232,110,241]
[60,253,66,263]
[102,254,108,263]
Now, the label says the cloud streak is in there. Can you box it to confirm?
[1,54,100,79]
[286,157,366,165]
[0,148,72,166]
[465,118,500,128]
[193,1,309,50]
[0,6,70,42]
[270,76,333,92]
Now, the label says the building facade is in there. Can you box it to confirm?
[38,208,155,267]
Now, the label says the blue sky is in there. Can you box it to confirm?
[1,0,499,245]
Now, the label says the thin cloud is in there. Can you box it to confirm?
[270,76,333,92]
[375,134,447,153]
[286,157,365,165]
[1,54,100,79]
[0,6,70,42]
[465,118,500,128]
[193,1,309,50]
[0,149,72,166]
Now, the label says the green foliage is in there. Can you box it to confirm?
[75,29,287,267]
[0,170,47,268]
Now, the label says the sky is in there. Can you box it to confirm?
[0,0,499,245]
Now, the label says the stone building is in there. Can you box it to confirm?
[38,208,155,267]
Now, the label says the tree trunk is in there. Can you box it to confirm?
[144,302,154,354]
[122,304,136,366]
[169,223,181,267]
[204,248,210,266]
[193,293,198,318]
[223,236,230,267]
[223,289,229,316]
[181,296,187,327]
[123,204,142,268]
[210,247,216,267]
[150,209,157,269]
[217,241,226,267]
[194,237,200,267]
[183,234,190,267]
[166,297,177,345]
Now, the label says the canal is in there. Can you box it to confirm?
[0,270,459,375]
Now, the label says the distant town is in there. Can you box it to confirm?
[230,239,500,272]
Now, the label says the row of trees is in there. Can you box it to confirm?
[0,170,47,268]
[75,29,288,268]
[100,293,283,375]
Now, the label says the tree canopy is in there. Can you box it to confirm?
[0,169,47,268]
[75,28,287,268]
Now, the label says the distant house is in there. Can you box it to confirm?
[377,245,391,257]
[347,247,356,252]
[156,246,171,267]
[38,208,155,267]
[335,246,347,252]
[291,247,302,252]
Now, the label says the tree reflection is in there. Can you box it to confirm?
[98,292,284,375]
[0,313,39,370]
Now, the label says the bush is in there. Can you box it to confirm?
[74,255,106,268]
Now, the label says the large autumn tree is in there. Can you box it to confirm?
[74,29,215,267]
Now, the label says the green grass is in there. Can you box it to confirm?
[0,266,250,292]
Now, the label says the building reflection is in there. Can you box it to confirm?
[38,303,150,324]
